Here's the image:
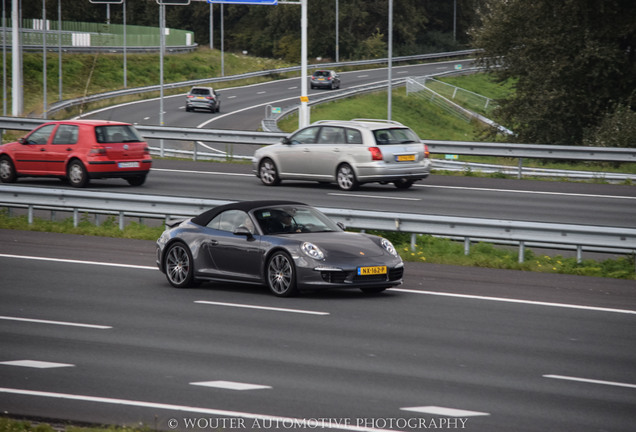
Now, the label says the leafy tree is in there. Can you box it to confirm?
[472,0,636,146]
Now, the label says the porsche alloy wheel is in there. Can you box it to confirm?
[266,251,298,297]
[164,243,195,288]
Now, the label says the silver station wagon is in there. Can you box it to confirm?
[253,119,431,190]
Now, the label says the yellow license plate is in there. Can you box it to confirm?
[358,266,387,275]
[396,154,416,162]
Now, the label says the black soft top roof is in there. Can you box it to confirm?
[191,200,306,227]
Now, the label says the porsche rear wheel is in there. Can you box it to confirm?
[266,251,298,297]
[164,242,195,288]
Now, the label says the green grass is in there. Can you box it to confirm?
[0,418,150,432]
[2,211,633,279]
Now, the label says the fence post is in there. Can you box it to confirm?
[464,237,471,255]
[519,241,525,263]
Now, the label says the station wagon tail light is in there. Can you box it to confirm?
[424,144,430,158]
[89,145,106,155]
[368,147,383,161]
[206,96,215,100]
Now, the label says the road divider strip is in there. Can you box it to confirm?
[0,254,156,270]
[195,300,329,316]
[391,289,636,315]
[0,316,112,329]
[543,374,636,389]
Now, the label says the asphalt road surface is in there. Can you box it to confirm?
[6,159,636,229]
[1,230,635,432]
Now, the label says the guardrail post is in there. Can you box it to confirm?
[410,233,416,251]
[119,211,125,231]
[519,241,525,263]
[73,209,79,227]
[464,237,470,255]
[577,245,583,264]
[193,141,198,162]
[518,158,523,179]
[28,205,34,225]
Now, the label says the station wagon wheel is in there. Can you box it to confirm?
[336,163,359,191]
[67,160,89,188]
[0,156,17,183]
[394,179,414,189]
[266,251,298,297]
[164,242,196,288]
[259,158,281,186]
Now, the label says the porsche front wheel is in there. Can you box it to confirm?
[266,251,298,297]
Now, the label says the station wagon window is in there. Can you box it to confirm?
[207,210,253,233]
[95,125,143,144]
[24,124,56,145]
[51,125,78,145]
[373,128,420,145]
[317,126,346,144]
[345,128,363,144]
[290,127,319,144]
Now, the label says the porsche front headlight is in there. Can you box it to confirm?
[381,238,398,257]
[301,242,324,260]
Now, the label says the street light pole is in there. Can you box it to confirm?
[299,0,308,127]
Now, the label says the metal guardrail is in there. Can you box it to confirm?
[1,116,634,165]
[1,186,634,263]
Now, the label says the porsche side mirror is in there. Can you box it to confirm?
[282,137,291,145]
[234,226,254,239]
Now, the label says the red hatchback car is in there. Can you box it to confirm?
[0,120,152,187]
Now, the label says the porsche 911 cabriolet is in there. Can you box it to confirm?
[156,200,404,297]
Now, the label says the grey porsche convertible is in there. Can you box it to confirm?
[156,200,404,297]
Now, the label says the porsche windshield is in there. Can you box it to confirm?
[253,205,341,234]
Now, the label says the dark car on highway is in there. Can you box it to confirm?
[185,86,221,113]
[310,70,341,90]
[156,200,404,297]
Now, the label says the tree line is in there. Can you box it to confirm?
[14,0,636,147]
[18,0,476,60]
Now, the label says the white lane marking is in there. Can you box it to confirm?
[227,95,237,99]
[0,316,112,329]
[150,167,633,202]
[357,74,369,78]
[391,289,636,315]
[401,406,489,417]
[544,375,636,389]
[328,193,421,201]
[0,360,75,369]
[0,387,403,432]
[151,168,251,177]
[417,184,636,201]
[0,254,156,270]
[190,381,271,391]
[3,254,632,316]
[288,86,298,90]
[195,301,329,316]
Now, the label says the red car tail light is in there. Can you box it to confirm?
[89,145,106,155]
[424,144,430,158]
[368,147,383,161]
